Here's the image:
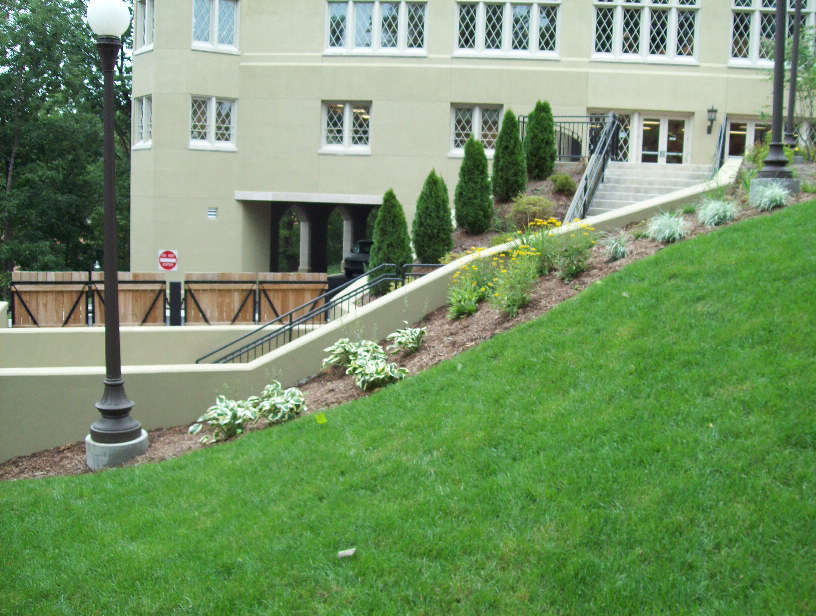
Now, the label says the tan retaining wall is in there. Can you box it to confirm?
[0,161,739,463]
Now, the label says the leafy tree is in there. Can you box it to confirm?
[524,100,557,180]
[0,0,132,291]
[412,170,454,263]
[455,138,493,235]
[492,109,527,203]
[779,26,816,161]
[369,189,413,291]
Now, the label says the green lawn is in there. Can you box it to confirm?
[2,203,815,615]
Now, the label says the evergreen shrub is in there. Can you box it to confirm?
[492,109,527,203]
[551,173,577,195]
[369,189,413,292]
[412,170,454,263]
[455,138,494,234]
[524,101,557,180]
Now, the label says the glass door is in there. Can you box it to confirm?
[639,117,687,164]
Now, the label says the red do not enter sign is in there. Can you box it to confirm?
[158,250,179,271]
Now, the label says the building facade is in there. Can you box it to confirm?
[130,0,800,273]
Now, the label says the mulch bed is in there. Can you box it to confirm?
[1,179,807,482]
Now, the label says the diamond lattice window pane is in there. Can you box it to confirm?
[218,0,237,46]
[677,0,697,4]
[453,108,474,149]
[787,12,807,38]
[512,5,531,51]
[191,98,209,140]
[351,105,370,145]
[215,99,233,142]
[325,103,345,145]
[193,0,212,42]
[481,108,500,149]
[759,11,776,59]
[622,8,641,54]
[485,4,504,50]
[595,8,614,53]
[328,3,347,47]
[407,3,426,48]
[355,2,374,48]
[614,114,630,162]
[135,98,144,143]
[734,0,752,6]
[146,0,155,45]
[762,0,775,7]
[649,9,668,55]
[380,3,399,48]
[144,97,152,141]
[676,10,696,56]
[458,3,477,49]
[538,6,557,51]
[731,12,751,58]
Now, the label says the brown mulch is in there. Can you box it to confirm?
[1,179,807,482]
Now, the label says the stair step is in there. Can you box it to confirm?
[603,171,710,182]
[606,162,712,173]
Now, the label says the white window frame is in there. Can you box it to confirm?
[726,118,771,156]
[592,0,700,65]
[454,2,562,59]
[134,0,155,53]
[133,95,153,150]
[189,96,237,151]
[192,0,240,54]
[729,0,816,68]
[449,104,503,158]
[325,1,428,56]
[320,102,372,155]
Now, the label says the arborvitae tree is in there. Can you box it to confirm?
[492,109,527,203]
[524,100,557,180]
[454,137,493,235]
[368,189,413,288]
[412,170,454,263]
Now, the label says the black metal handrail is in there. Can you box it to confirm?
[563,112,620,223]
[711,114,729,179]
[518,115,607,162]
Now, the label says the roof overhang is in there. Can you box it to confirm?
[234,191,382,205]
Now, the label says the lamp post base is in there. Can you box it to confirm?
[85,429,149,470]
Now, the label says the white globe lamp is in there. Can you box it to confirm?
[87,0,131,38]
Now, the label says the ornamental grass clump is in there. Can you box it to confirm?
[386,325,427,354]
[752,181,791,211]
[599,228,632,262]
[697,198,739,227]
[646,211,691,243]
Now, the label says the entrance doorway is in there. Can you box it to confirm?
[639,117,687,164]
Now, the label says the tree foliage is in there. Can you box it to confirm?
[412,170,454,263]
[369,189,413,290]
[455,138,493,235]
[524,100,557,180]
[492,109,527,203]
[780,26,816,161]
[0,0,132,289]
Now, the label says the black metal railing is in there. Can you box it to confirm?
[563,112,621,223]
[518,115,607,162]
[195,263,443,364]
[711,114,729,179]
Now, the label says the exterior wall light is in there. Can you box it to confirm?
[707,107,718,135]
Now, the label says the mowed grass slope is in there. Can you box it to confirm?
[2,203,815,615]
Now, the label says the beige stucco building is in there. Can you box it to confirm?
[130,0,801,273]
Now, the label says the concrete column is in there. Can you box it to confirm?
[292,205,311,272]
[337,205,376,256]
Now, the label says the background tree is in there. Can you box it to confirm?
[412,170,454,263]
[492,109,527,203]
[524,100,557,180]
[454,137,493,235]
[369,189,413,291]
[0,0,132,295]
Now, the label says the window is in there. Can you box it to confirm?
[727,119,770,156]
[593,0,699,62]
[135,0,155,51]
[730,0,815,66]
[450,105,502,155]
[321,102,371,154]
[193,0,239,52]
[133,96,152,148]
[456,2,561,56]
[190,97,236,150]
[326,1,427,53]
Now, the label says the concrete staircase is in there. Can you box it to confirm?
[587,162,712,217]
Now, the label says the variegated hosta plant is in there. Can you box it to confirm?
[386,325,427,354]
[255,382,307,424]
[347,357,409,391]
[323,338,387,369]
[189,396,259,444]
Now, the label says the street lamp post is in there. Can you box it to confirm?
[785,0,804,147]
[85,0,149,470]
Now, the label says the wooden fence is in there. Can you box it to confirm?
[9,272,328,328]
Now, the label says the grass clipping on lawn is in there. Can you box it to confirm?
[1,202,815,615]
